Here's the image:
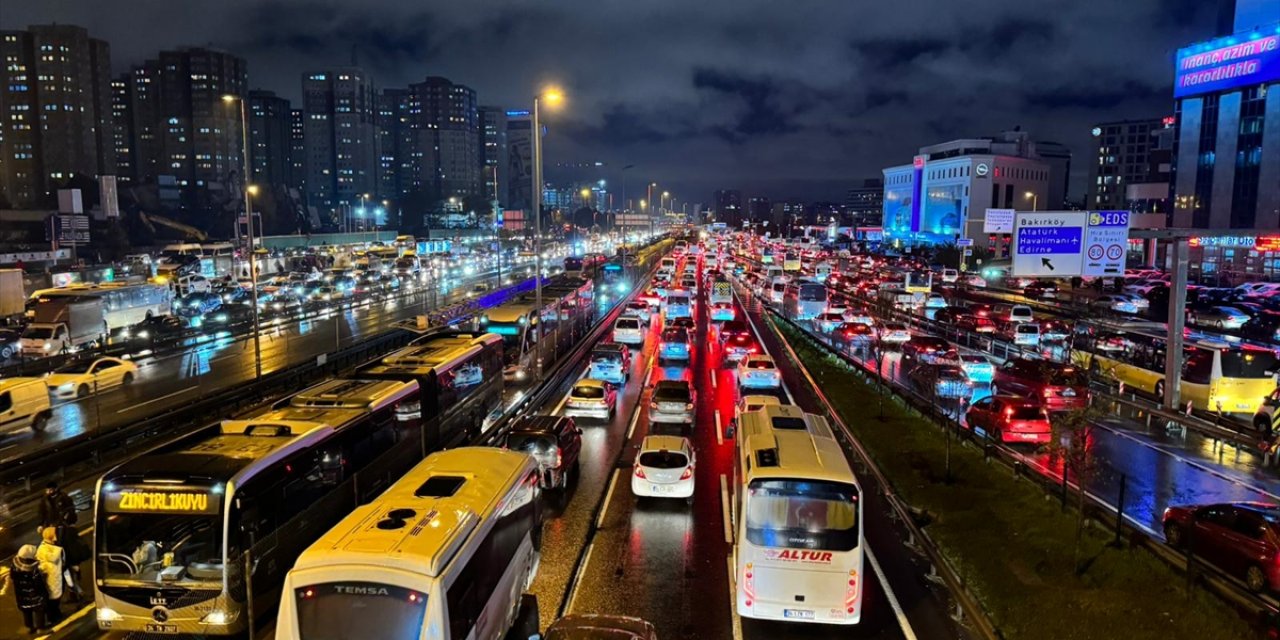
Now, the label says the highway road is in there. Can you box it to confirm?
[25,251,972,640]
[0,267,519,465]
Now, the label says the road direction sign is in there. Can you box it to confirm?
[1082,210,1130,277]
[1012,211,1088,277]
[984,208,1015,234]
[956,238,974,247]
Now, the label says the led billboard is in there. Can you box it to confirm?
[1176,30,1280,98]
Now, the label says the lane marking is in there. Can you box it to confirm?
[710,370,717,389]
[117,386,197,413]
[715,410,723,446]
[564,541,596,614]
[868,546,919,640]
[80,525,94,537]
[596,469,622,529]
[726,556,744,640]
[35,603,93,640]
[719,474,732,544]
[736,291,796,404]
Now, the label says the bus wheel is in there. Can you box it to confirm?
[508,594,539,640]
[1255,416,1273,438]
[1154,381,1165,403]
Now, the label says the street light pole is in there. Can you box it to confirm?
[531,89,563,380]
[224,94,263,380]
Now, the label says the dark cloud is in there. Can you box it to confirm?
[1,0,1223,202]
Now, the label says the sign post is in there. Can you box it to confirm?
[1012,211,1131,279]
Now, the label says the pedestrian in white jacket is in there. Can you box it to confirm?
[36,526,65,624]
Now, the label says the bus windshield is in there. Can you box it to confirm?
[1222,349,1279,378]
[295,583,428,640]
[798,284,826,302]
[745,479,859,551]
[97,498,224,586]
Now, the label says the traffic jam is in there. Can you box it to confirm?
[716,230,1280,601]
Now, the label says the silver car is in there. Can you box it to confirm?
[649,379,696,426]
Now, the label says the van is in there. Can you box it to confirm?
[1011,322,1041,347]
[993,303,1034,324]
[0,377,52,435]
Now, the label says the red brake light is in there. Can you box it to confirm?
[680,467,693,480]
[634,466,646,479]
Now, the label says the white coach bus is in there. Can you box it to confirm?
[732,404,865,625]
[276,447,542,640]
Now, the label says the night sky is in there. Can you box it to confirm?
[4,0,1221,204]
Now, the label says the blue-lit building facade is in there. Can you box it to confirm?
[1171,1,1280,281]
[882,136,1051,252]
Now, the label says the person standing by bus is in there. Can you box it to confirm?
[35,528,66,625]
[3,544,50,634]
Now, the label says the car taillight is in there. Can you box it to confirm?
[845,570,859,613]
[555,447,563,468]
[634,466,646,479]
[1043,388,1054,397]
[743,563,755,608]
[680,466,693,480]
[651,401,659,410]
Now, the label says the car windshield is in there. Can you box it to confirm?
[22,327,54,339]
[639,450,689,469]
[653,385,690,402]
[745,479,859,551]
[1010,406,1047,420]
[1222,349,1280,378]
[506,433,555,453]
[747,359,774,369]
[961,355,988,364]
[592,351,622,364]
[56,361,94,374]
[661,329,687,343]
[294,582,427,640]
[574,385,606,399]
[616,318,640,329]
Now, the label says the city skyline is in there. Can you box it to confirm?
[0,0,1223,202]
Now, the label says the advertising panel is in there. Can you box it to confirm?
[1176,31,1280,98]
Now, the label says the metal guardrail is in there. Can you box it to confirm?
[764,300,1280,631]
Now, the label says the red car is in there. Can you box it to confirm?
[1163,502,1280,592]
[991,358,1090,411]
[836,322,875,345]
[964,396,1052,444]
[955,314,996,333]
[718,320,751,344]
[722,332,757,362]
[901,336,951,363]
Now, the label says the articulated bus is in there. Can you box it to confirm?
[1071,319,1280,414]
[92,331,503,636]
[482,303,540,381]
[783,280,828,321]
[732,404,864,625]
[276,447,541,640]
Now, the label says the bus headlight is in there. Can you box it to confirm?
[201,610,229,625]
[97,608,122,622]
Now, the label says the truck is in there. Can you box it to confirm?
[710,279,733,306]
[0,269,23,322]
[20,297,105,356]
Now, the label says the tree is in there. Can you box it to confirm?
[1050,403,1108,573]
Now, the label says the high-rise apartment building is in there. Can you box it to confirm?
[248,90,291,187]
[1087,118,1171,210]
[289,108,306,191]
[845,178,884,226]
[479,106,508,205]
[377,88,411,201]
[506,110,533,210]
[714,189,743,226]
[405,77,480,205]
[302,68,379,217]
[111,48,247,206]
[0,25,115,207]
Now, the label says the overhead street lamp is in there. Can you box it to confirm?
[223,93,262,380]
[532,86,564,381]
[1024,191,1038,211]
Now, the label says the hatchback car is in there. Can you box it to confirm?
[45,356,138,399]
[504,415,582,489]
[738,354,782,390]
[1162,502,1280,592]
[649,379,695,425]
[721,332,757,363]
[1024,281,1058,299]
[964,396,1052,445]
[901,335,951,362]
[879,322,912,345]
[710,302,736,322]
[659,327,691,362]
[632,435,696,501]
[623,301,652,324]
[955,314,997,334]
[545,615,658,640]
[1091,294,1141,315]
[719,320,751,343]
[613,316,646,345]
[908,363,973,399]
[1188,305,1251,330]
[588,343,631,385]
[815,312,846,334]
[564,379,618,420]
[992,358,1090,410]
[939,351,995,383]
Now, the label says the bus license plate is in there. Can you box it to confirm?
[784,609,816,620]
[145,624,179,633]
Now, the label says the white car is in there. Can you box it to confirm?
[613,317,645,345]
[632,435,695,501]
[941,268,959,283]
[961,274,987,288]
[1091,294,1140,314]
[45,356,138,399]
[879,322,912,345]
[563,379,618,420]
[738,354,782,390]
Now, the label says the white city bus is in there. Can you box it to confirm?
[732,404,864,625]
[276,447,542,640]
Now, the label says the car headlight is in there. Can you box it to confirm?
[97,608,122,622]
[58,383,75,391]
[138,331,150,339]
[201,610,229,625]
[43,343,53,351]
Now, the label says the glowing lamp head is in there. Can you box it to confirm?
[221,94,237,104]
[542,88,565,105]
